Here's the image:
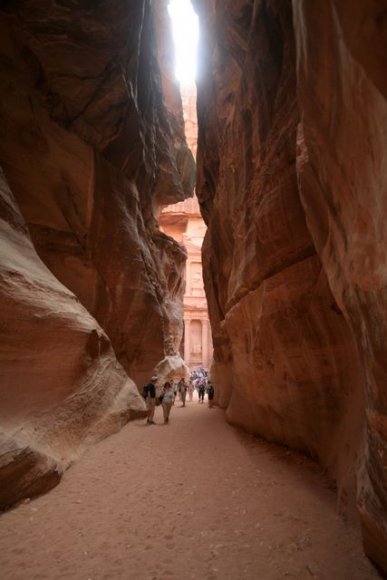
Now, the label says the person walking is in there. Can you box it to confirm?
[208,381,215,408]
[172,380,178,404]
[142,375,157,424]
[161,381,175,424]
[188,378,194,402]
[198,378,206,404]
[178,377,188,407]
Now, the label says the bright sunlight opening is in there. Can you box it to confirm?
[168,0,199,86]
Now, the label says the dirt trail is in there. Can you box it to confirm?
[0,398,380,580]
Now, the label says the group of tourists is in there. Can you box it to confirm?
[190,368,214,405]
[142,370,215,425]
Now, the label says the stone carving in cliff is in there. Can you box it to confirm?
[194,0,387,571]
[0,0,194,506]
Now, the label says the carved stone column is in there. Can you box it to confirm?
[202,318,208,368]
[184,318,191,366]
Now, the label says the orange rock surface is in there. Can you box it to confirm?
[0,167,145,508]
[293,1,387,570]
[0,0,193,506]
[194,0,387,571]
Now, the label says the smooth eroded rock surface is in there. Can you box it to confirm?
[0,167,146,506]
[152,354,191,388]
[194,0,387,571]
[0,0,194,386]
[293,0,387,569]
[0,433,63,510]
[0,0,193,506]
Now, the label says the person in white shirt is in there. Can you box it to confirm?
[161,382,174,424]
[178,377,188,407]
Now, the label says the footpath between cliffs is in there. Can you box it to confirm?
[0,398,380,579]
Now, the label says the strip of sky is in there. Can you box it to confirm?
[168,0,199,86]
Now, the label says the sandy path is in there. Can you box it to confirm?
[0,399,380,580]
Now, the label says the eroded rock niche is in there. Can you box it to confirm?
[0,0,194,507]
[193,0,387,572]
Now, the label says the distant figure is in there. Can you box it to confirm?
[188,379,195,402]
[161,382,175,424]
[198,378,206,404]
[178,378,188,407]
[208,381,215,408]
[172,381,178,404]
[142,375,157,424]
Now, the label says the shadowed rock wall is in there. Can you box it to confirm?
[194,0,387,570]
[293,1,387,571]
[0,0,194,506]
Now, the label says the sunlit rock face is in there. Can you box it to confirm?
[153,354,191,391]
[0,0,193,505]
[194,0,387,570]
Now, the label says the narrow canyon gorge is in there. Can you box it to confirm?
[0,0,386,576]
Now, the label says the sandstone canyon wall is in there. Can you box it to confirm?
[194,0,387,571]
[293,1,387,571]
[0,0,194,507]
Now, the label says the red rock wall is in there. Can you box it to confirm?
[293,1,387,570]
[194,0,387,570]
[0,166,145,508]
[0,0,193,505]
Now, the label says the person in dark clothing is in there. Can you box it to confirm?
[142,375,157,424]
[208,381,215,408]
[198,378,206,404]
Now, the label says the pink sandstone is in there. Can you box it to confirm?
[0,1,386,574]
[0,0,193,506]
[193,0,387,571]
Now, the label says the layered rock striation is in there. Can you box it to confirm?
[0,0,194,506]
[293,1,387,570]
[0,167,144,507]
[194,0,387,570]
